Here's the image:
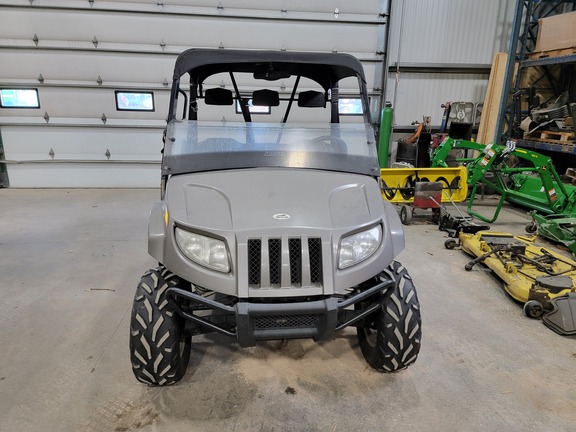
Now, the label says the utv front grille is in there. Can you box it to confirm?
[247,237,323,288]
[253,314,319,329]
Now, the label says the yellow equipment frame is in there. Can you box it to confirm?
[459,231,576,305]
[380,166,468,204]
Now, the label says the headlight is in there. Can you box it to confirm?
[175,227,230,273]
[338,225,382,269]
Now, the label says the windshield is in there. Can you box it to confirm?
[161,50,379,178]
[163,121,379,176]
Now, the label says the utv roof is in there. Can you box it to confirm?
[173,48,365,90]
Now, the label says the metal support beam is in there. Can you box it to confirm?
[494,0,526,144]
[388,63,491,74]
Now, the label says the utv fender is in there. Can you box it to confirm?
[382,200,405,257]
[148,201,166,262]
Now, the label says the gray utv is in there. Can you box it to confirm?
[130,49,421,385]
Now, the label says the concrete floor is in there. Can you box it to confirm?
[1,188,575,432]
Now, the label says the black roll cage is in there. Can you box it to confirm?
[161,49,374,198]
[166,48,371,126]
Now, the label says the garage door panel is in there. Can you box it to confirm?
[0,87,171,120]
[1,49,378,86]
[102,0,383,15]
[2,127,163,161]
[6,164,159,188]
[0,51,175,83]
[0,11,380,55]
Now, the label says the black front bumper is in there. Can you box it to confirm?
[167,275,395,347]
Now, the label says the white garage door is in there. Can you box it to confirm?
[0,0,389,187]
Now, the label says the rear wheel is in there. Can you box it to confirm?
[130,266,191,385]
[357,261,422,372]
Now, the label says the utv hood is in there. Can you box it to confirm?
[166,168,384,232]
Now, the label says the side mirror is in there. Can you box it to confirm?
[252,89,280,107]
[204,88,233,105]
[298,91,325,108]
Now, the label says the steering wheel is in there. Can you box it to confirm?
[309,135,348,153]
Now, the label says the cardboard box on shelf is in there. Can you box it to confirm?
[534,11,576,54]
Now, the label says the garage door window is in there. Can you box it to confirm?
[235,99,271,115]
[338,98,363,116]
[0,88,40,108]
[115,91,155,111]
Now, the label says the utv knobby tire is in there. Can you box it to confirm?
[130,266,191,386]
[357,261,421,372]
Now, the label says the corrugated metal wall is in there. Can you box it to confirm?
[387,0,516,127]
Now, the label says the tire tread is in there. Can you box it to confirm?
[357,261,422,372]
[129,266,190,386]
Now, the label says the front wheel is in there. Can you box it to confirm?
[130,266,191,385]
[357,261,422,372]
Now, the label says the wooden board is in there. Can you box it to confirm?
[477,52,508,145]
[524,130,575,144]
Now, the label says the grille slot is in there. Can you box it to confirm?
[268,238,281,287]
[253,314,319,329]
[308,238,323,284]
[246,236,323,288]
[248,239,261,287]
[289,238,302,286]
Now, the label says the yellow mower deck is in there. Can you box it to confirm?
[459,231,576,306]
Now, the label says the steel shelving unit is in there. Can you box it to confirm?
[496,0,576,165]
